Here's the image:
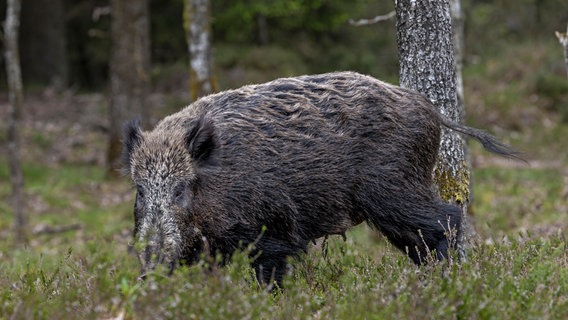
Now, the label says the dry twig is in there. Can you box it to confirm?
[33,223,83,235]
[349,11,395,27]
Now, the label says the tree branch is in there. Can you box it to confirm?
[349,11,395,27]
[33,223,83,235]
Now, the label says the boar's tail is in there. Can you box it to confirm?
[440,117,526,162]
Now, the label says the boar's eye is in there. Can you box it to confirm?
[135,185,146,210]
[136,185,145,199]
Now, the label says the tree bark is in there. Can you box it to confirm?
[184,0,216,101]
[107,0,151,178]
[396,0,471,257]
[5,0,27,244]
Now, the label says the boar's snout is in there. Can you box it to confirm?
[137,225,179,279]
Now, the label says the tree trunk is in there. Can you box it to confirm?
[555,24,568,79]
[396,0,471,258]
[20,0,67,88]
[256,14,269,46]
[107,0,151,178]
[450,0,465,111]
[5,0,27,244]
[184,0,216,101]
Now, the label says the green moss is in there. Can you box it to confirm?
[433,161,471,205]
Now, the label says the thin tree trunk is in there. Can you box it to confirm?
[5,0,27,244]
[450,0,465,111]
[184,0,216,101]
[396,0,471,258]
[555,24,568,79]
[107,0,151,178]
[257,14,269,45]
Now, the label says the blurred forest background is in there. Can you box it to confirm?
[1,1,568,318]
[0,0,566,92]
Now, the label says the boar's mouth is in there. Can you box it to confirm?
[136,228,180,279]
[136,226,205,279]
[138,254,177,281]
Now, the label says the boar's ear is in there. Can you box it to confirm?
[122,118,143,173]
[185,115,218,167]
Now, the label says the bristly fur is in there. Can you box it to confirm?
[122,71,521,287]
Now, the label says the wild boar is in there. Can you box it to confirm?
[122,71,518,286]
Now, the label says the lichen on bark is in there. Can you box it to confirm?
[434,159,471,205]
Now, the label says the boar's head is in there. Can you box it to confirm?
[122,115,217,277]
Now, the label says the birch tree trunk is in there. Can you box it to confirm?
[184,0,216,101]
[107,0,151,177]
[5,0,27,244]
[555,24,568,79]
[396,0,471,257]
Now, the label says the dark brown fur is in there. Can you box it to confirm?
[123,71,518,286]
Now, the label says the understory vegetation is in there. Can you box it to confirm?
[1,221,566,319]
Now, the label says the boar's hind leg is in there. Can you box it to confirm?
[363,195,462,264]
[427,202,462,262]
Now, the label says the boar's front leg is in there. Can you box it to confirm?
[251,236,306,289]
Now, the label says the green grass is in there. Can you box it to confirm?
[471,167,566,238]
[1,224,566,319]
